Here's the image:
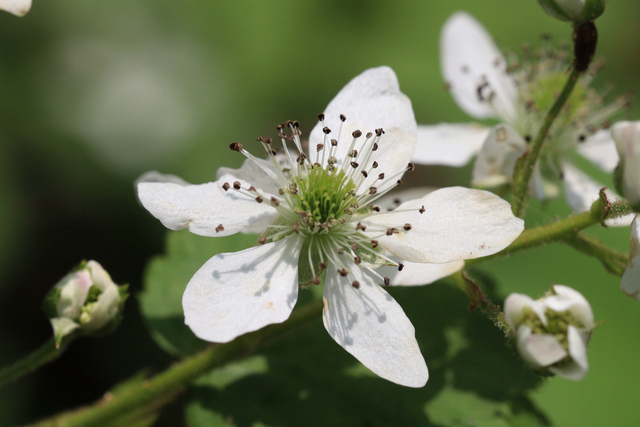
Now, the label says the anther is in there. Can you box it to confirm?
[386,228,399,236]
[352,130,362,138]
[384,277,390,286]
[578,134,586,142]
[229,142,243,152]
[372,206,380,212]
[372,143,379,151]
[233,181,242,190]
[311,277,321,285]
[215,224,224,233]
[403,223,412,231]
[263,136,272,144]
[351,242,359,251]
[338,248,344,255]
[354,256,361,264]
[366,132,373,139]
[356,222,366,231]
[318,113,325,122]
[352,281,360,289]
[407,162,415,171]
[248,186,257,192]
[339,114,346,122]
[378,173,385,180]
[323,126,331,135]
[293,222,300,233]
[419,205,425,214]
[317,143,324,152]
[361,171,368,178]
[375,128,383,136]
[222,182,230,191]
[255,196,264,203]
[338,268,348,277]
[331,138,338,146]
[319,262,327,270]
[371,240,379,248]
[258,236,266,245]
[351,161,359,169]
[396,179,403,186]
[369,187,377,195]
[398,263,404,271]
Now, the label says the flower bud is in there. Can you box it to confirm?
[612,121,640,211]
[43,260,128,347]
[537,0,605,23]
[504,284,594,380]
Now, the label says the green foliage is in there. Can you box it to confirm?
[139,231,258,357]
[184,282,548,426]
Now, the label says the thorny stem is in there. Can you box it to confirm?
[0,338,69,389]
[511,66,581,217]
[29,300,323,427]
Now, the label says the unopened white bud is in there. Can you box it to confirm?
[537,0,605,23]
[504,284,594,380]
[43,260,128,347]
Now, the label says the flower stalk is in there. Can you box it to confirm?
[511,65,581,217]
[0,338,70,389]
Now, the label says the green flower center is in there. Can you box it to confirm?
[291,165,359,231]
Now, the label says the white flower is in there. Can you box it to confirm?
[537,0,605,23]
[0,0,30,16]
[412,12,631,224]
[504,284,594,380]
[137,66,524,387]
[612,121,640,209]
[44,260,126,347]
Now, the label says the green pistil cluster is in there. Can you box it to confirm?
[291,165,358,231]
[520,306,584,351]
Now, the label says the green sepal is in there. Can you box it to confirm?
[42,287,62,319]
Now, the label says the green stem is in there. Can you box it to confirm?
[468,193,609,266]
[29,300,323,427]
[0,338,67,388]
[511,66,581,217]
[451,270,508,334]
[564,233,628,276]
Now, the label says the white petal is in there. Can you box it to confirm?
[562,163,633,227]
[412,123,489,167]
[516,326,567,369]
[472,123,527,187]
[547,284,594,328]
[377,258,464,286]
[0,0,31,16]
[364,187,524,263]
[137,173,279,237]
[621,214,640,300]
[612,121,640,206]
[322,267,428,387]
[83,283,121,333]
[183,237,303,343]
[136,171,190,186]
[50,318,81,341]
[550,325,589,381]
[440,12,518,121]
[375,187,437,212]
[309,66,417,189]
[216,156,284,196]
[576,129,619,173]
[504,293,546,329]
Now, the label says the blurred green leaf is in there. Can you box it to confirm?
[184,282,549,426]
[139,230,258,357]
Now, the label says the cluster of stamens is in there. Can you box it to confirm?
[221,115,421,289]
[450,36,633,185]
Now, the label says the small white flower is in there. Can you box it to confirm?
[137,66,524,387]
[612,121,640,209]
[504,284,594,380]
[0,0,30,16]
[412,12,631,224]
[44,260,126,347]
[537,0,605,23]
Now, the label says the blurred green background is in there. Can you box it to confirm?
[1,0,640,425]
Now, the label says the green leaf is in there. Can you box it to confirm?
[184,281,551,426]
[139,230,258,357]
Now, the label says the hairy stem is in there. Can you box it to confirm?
[29,300,323,427]
[511,66,581,217]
